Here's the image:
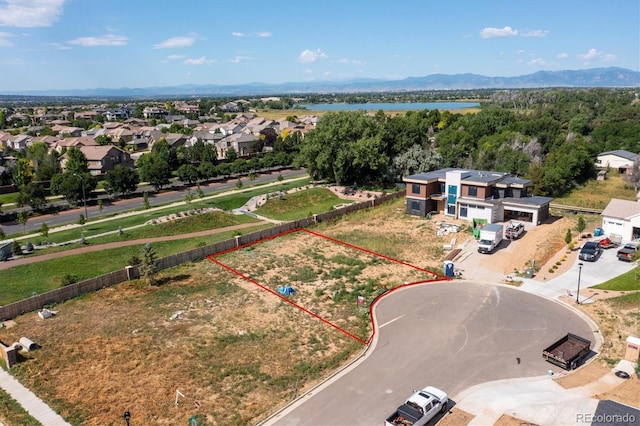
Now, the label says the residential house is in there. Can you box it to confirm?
[52,137,99,153]
[60,145,133,176]
[51,125,83,137]
[404,168,553,226]
[600,197,640,242]
[143,106,168,119]
[0,132,11,149]
[105,108,130,121]
[188,130,222,146]
[7,134,31,151]
[30,135,60,149]
[595,150,638,174]
[216,132,257,159]
[148,131,188,148]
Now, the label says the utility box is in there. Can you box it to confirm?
[624,335,640,362]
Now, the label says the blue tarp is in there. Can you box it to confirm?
[278,286,296,296]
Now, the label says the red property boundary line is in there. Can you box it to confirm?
[207,227,451,345]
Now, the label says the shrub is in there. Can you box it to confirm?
[59,273,78,286]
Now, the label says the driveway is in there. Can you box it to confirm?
[265,281,596,425]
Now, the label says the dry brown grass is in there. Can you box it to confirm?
[0,199,454,425]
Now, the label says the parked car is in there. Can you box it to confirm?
[617,243,639,262]
[578,241,601,261]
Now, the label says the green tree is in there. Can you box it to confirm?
[26,142,59,181]
[40,222,49,238]
[297,111,387,185]
[565,229,572,245]
[198,161,217,181]
[64,146,90,175]
[104,165,139,197]
[17,211,28,234]
[577,216,586,234]
[13,158,35,186]
[139,243,157,285]
[151,138,179,169]
[185,188,194,204]
[176,164,199,184]
[11,240,22,256]
[143,191,150,209]
[137,153,172,191]
[225,146,238,162]
[78,214,85,225]
[16,182,47,211]
[50,172,96,206]
[0,226,5,240]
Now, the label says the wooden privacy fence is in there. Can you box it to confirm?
[0,191,404,321]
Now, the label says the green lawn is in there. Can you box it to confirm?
[0,224,270,305]
[11,177,310,246]
[0,386,40,426]
[593,267,640,291]
[255,186,343,221]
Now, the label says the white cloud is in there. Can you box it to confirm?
[184,56,213,65]
[579,48,599,60]
[299,48,328,63]
[0,31,14,46]
[578,48,616,61]
[68,34,127,47]
[522,30,549,37]
[233,31,271,37]
[480,26,518,39]
[528,58,548,66]
[167,54,185,60]
[230,56,252,63]
[0,0,65,28]
[338,58,348,64]
[557,52,569,59]
[153,36,196,49]
[49,42,71,50]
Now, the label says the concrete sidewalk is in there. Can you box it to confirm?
[454,369,632,426]
[0,369,71,425]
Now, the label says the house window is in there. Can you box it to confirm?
[410,200,420,211]
[411,184,421,194]
[447,204,456,215]
[438,182,445,194]
[459,204,468,217]
[468,186,478,197]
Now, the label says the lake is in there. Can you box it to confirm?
[297,102,480,111]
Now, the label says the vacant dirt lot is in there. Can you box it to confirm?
[0,198,637,425]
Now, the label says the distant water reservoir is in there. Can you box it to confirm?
[297,102,480,111]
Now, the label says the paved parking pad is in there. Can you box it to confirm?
[266,281,596,425]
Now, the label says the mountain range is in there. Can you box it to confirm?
[3,67,639,98]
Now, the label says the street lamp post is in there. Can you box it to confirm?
[576,262,584,304]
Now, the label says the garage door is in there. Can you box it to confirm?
[602,218,625,236]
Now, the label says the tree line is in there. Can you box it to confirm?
[295,88,640,197]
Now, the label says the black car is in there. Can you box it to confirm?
[579,241,601,261]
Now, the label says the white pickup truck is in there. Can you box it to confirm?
[385,386,448,426]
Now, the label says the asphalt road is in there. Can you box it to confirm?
[0,168,307,235]
[268,281,595,426]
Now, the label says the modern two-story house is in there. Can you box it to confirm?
[404,168,553,226]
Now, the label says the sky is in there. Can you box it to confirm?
[0,0,638,92]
